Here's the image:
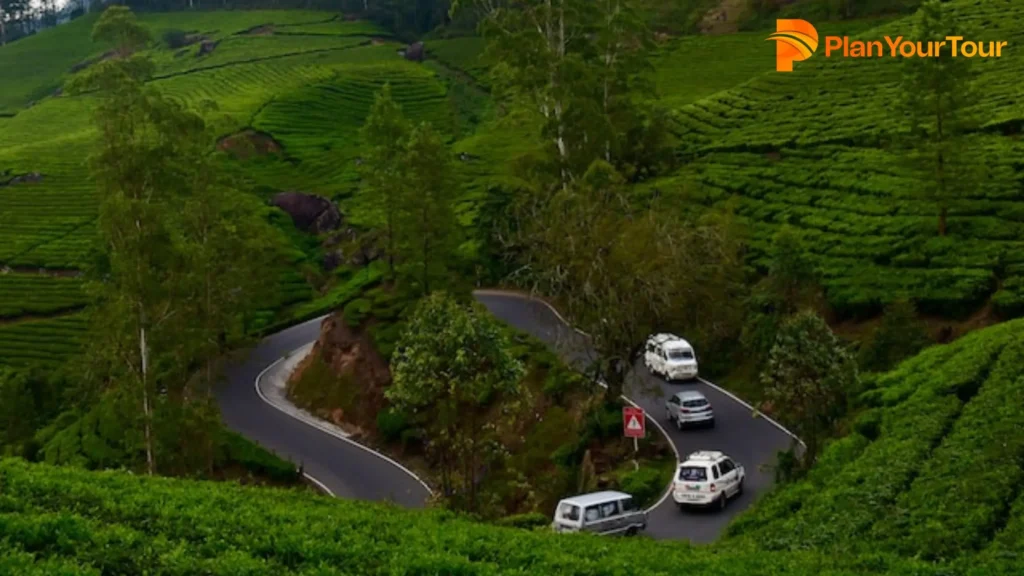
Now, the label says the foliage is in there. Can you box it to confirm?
[616,464,666,506]
[358,83,411,275]
[0,368,67,457]
[91,5,151,56]
[510,159,745,400]
[857,300,932,373]
[761,310,859,469]
[896,0,980,237]
[394,122,460,294]
[728,319,1024,561]
[387,292,525,513]
[0,456,997,575]
[455,0,670,186]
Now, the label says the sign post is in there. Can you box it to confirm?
[623,406,645,471]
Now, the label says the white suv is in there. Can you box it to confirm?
[644,334,698,381]
[665,390,715,429]
[672,451,744,511]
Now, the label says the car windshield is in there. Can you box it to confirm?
[678,466,707,482]
[667,349,693,360]
[682,399,708,408]
[558,503,580,521]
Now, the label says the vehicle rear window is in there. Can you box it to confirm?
[668,349,694,360]
[678,466,707,482]
[682,399,708,408]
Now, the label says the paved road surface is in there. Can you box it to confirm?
[217,291,794,543]
[473,291,795,543]
[216,316,430,508]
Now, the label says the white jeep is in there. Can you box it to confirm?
[672,451,744,511]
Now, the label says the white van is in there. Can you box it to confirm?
[551,491,646,536]
[644,333,699,381]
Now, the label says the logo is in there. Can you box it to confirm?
[767,18,1008,72]
[767,19,819,72]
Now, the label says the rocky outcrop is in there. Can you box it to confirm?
[271,192,342,235]
[1,172,43,186]
[321,228,383,270]
[197,40,219,57]
[287,313,391,434]
[404,41,424,62]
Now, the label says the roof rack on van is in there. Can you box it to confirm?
[685,450,724,462]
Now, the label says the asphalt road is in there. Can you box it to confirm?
[216,315,430,508]
[217,291,794,543]
[473,290,795,543]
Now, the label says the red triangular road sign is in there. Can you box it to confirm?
[627,415,642,431]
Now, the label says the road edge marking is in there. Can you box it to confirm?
[254,349,435,497]
[696,378,805,448]
[303,472,336,497]
[474,289,679,513]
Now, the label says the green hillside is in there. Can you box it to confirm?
[0,455,991,575]
[0,10,488,369]
[646,0,1024,320]
[5,320,1024,573]
[726,317,1024,565]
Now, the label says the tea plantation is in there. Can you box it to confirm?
[0,10,484,368]
[2,321,1024,573]
[725,317,1024,567]
[648,0,1024,319]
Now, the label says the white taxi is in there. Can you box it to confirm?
[672,451,744,511]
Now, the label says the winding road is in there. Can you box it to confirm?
[217,290,795,542]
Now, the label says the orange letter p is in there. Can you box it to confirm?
[767,19,819,72]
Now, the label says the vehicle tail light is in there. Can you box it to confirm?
[709,484,717,492]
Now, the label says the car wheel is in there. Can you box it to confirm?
[737,477,744,496]
[676,417,684,431]
[666,409,673,422]
[718,494,727,511]
[707,419,716,429]
[677,502,686,512]
[625,527,638,537]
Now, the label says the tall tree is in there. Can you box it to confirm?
[898,0,978,237]
[511,160,744,400]
[91,5,151,56]
[71,6,277,477]
[395,122,459,295]
[387,292,524,513]
[760,310,859,471]
[453,0,663,187]
[359,83,411,276]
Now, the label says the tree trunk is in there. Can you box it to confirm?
[140,320,155,476]
[0,0,7,47]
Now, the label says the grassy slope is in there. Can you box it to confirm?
[0,11,487,368]
[0,455,980,575]
[725,317,1024,563]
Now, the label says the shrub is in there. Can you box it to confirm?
[375,406,408,443]
[858,300,932,373]
[219,431,300,484]
[494,512,549,530]
[162,29,191,49]
[342,298,372,328]
[615,465,667,508]
[852,409,882,441]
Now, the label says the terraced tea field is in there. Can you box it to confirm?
[725,318,1024,563]
[642,0,1024,319]
[0,10,488,368]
